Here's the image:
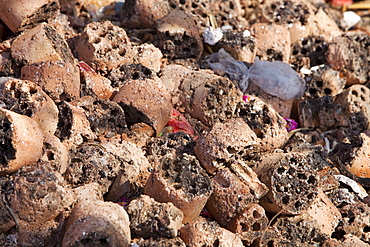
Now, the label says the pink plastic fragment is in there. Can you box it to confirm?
[284,118,298,132]
[243,95,249,102]
[117,196,131,207]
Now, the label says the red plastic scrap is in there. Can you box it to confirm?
[163,108,195,136]
[326,0,353,6]
[78,61,96,73]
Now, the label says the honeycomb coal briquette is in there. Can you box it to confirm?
[208,0,248,31]
[262,0,311,26]
[0,115,16,167]
[0,109,44,175]
[226,203,269,246]
[250,23,290,63]
[132,237,186,247]
[326,32,370,85]
[0,79,59,135]
[74,21,135,74]
[194,118,259,174]
[255,150,326,215]
[145,131,196,164]
[272,213,327,245]
[62,189,131,247]
[107,63,156,89]
[155,9,203,60]
[167,0,211,31]
[179,216,244,246]
[3,161,74,225]
[126,195,184,239]
[55,102,73,142]
[179,70,244,127]
[73,96,128,137]
[261,0,313,43]
[63,142,121,192]
[0,41,18,77]
[144,153,212,223]
[298,96,345,131]
[120,0,171,29]
[335,202,370,243]
[206,167,262,226]
[335,85,370,133]
[304,65,345,99]
[238,96,288,152]
[290,35,328,70]
[54,101,95,150]
[215,29,256,63]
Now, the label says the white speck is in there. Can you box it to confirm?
[243,30,251,37]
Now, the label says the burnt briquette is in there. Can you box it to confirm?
[107,63,155,89]
[63,143,121,191]
[180,216,244,245]
[0,47,18,77]
[336,85,370,132]
[156,29,201,59]
[75,21,134,74]
[326,32,369,85]
[336,202,370,243]
[145,132,196,163]
[217,30,255,51]
[290,35,328,70]
[43,24,75,64]
[180,71,244,127]
[0,80,40,117]
[258,151,325,215]
[127,195,183,239]
[272,213,326,245]
[55,102,73,141]
[206,168,261,227]
[262,0,311,26]
[0,176,16,233]
[238,97,288,151]
[132,237,186,247]
[0,116,15,167]
[299,96,345,131]
[215,29,256,62]
[226,203,269,246]
[301,86,370,133]
[156,9,203,60]
[167,0,210,30]
[77,97,128,137]
[304,65,345,99]
[209,0,248,31]
[159,154,211,198]
[3,162,74,224]
[13,0,60,33]
[120,0,171,29]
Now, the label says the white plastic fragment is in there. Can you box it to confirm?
[341,11,361,30]
[207,49,306,100]
[300,67,312,75]
[243,30,251,37]
[203,26,223,45]
[207,48,250,91]
[248,58,306,100]
[334,174,368,199]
